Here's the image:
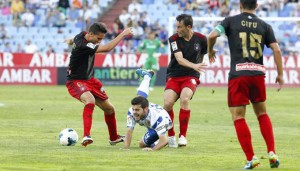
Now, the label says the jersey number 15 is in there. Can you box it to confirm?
[239,32,263,59]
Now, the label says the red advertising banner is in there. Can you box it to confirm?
[0,67,57,85]
[0,52,299,87]
[0,53,168,67]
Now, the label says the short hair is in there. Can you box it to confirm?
[176,14,193,27]
[88,22,107,34]
[240,0,257,10]
[131,96,149,109]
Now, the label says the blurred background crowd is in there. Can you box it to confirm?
[0,0,300,56]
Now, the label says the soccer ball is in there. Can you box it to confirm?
[59,128,79,146]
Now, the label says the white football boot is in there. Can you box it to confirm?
[178,135,187,147]
[168,136,178,148]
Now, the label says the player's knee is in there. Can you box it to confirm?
[82,96,96,105]
[103,107,115,114]
[163,103,173,111]
[139,141,146,148]
[164,98,175,110]
[180,97,190,106]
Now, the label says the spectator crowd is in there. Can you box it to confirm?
[0,0,300,56]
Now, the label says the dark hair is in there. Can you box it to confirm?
[240,0,257,10]
[89,22,107,34]
[131,96,149,109]
[176,14,193,27]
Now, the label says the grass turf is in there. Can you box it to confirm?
[0,85,299,170]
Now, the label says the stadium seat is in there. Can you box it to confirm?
[142,0,154,5]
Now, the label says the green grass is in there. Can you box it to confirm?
[0,85,299,171]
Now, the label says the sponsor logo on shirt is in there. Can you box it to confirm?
[171,41,178,51]
[86,43,96,49]
[236,62,266,73]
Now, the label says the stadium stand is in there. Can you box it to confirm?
[0,0,300,54]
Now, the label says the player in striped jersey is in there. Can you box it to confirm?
[122,69,173,151]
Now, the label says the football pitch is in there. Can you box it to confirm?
[0,85,299,171]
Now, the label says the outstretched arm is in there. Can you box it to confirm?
[96,27,133,53]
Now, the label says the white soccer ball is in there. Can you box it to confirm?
[59,128,79,146]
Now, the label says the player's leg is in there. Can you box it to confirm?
[250,75,279,168]
[230,106,260,169]
[79,91,96,146]
[176,77,200,147]
[66,80,95,147]
[177,87,194,147]
[228,76,259,168]
[164,88,178,147]
[149,58,159,90]
[252,102,279,168]
[88,78,123,145]
[139,129,159,148]
[96,98,124,145]
[136,69,154,98]
[252,101,275,152]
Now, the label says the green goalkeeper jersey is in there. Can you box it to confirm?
[139,39,162,58]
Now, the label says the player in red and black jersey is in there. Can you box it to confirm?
[165,14,207,148]
[65,22,133,147]
[208,0,283,169]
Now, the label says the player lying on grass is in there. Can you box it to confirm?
[122,69,173,151]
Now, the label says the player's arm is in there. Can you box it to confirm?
[64,37,74,45]
[123,128,133,149]
[152,135,168,151]
[174,52,207,72]
[269,42,284,90]
[207,24,224,63]
[96,27,133,53]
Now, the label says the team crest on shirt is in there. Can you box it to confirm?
[194,43,200,51]
[86,43,96,49]
[171,41,178,51]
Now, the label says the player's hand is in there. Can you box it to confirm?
[275,75,284,91]
[64,38,73,45]
[122,27,134,36]
[194,62,207,73]
[208,49,217,63]
[142,147,153,151]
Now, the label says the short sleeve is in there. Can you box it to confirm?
[81,42,99,54]
[126,110,135,129]
[201,36,208,55]
[265,24,277,48]
[168,36,181,54]
[220,17,231,36]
